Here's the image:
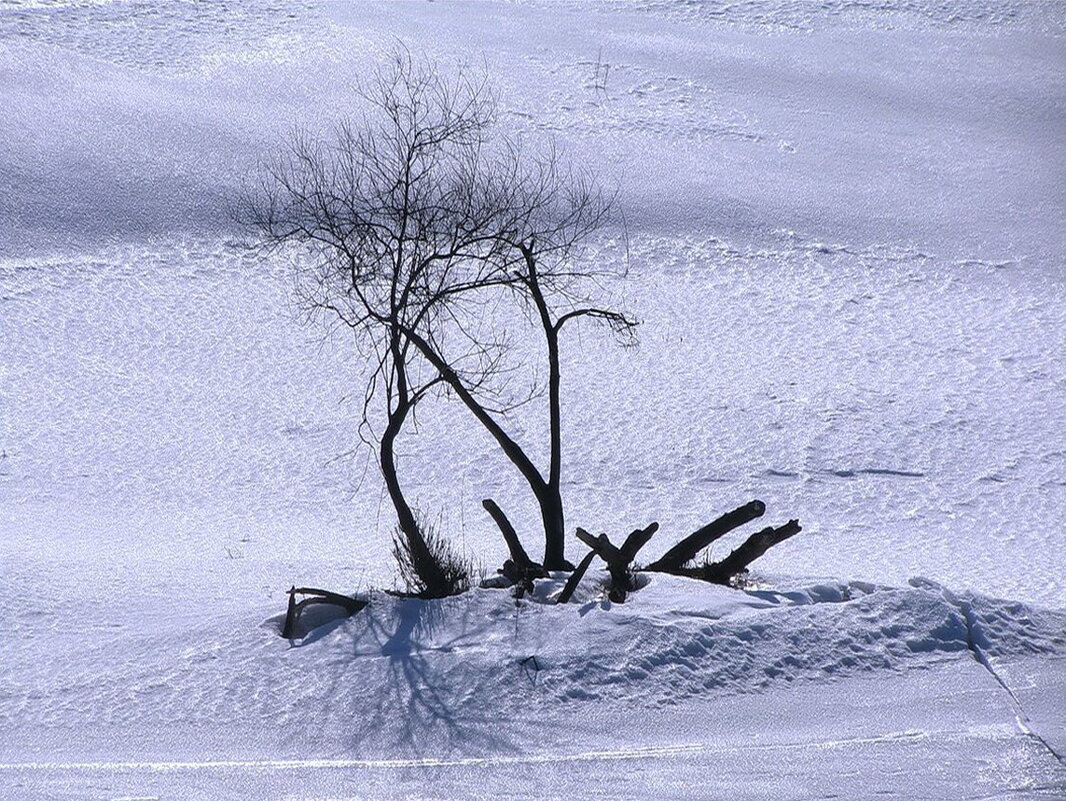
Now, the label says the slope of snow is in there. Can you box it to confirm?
[3,0,1064,264]
[2,0,1066,798]
[3,574,1065,799]
[3,231,1064,606]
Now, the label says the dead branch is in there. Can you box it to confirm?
[575,522,657,602]
[281,586,368,639]
[701,520,802,584]
[652,520,802,585]
[483,497,548,599]
[557,549,598,604]
[645,500,766,572]
[482,498,541,573]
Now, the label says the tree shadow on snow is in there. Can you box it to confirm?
[341,597,520,760]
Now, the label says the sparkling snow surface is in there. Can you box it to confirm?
[3,573,1066,799]
[2,0,1066,798]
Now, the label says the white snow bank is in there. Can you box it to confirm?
[2,572,1064,798]
[5,572,1065,747]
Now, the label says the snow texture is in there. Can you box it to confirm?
[3,573,1066,798]
[2,0,1065,798]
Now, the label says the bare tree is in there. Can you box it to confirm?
[240,50,635,585]
[240,52,520,595]
[418,148,638,569]
[369,139,637,572]
[498,154,638,568]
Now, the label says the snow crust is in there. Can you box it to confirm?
[3,573,1065,798]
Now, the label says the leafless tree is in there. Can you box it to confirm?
[240,52,517,595]
[431,146,638,569]
[240,51,635,587]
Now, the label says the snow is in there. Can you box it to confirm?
[3,573,1065,798]
[2,0,1066,798]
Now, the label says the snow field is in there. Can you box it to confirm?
[3,0,1066,798]
[4,232,1064,605]
[2,573,1065,798]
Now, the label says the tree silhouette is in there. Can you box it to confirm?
[241,51,634,587]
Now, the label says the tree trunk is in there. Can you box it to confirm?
[538,487,570,570]
[401,327,550,497]
[525,244,570,571]
[380,401,447,596]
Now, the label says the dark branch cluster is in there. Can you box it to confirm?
[240,50,635,594]
[553,501,802,604]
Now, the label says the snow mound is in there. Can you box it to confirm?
[9,573,1065,751]
[288,572,1066,711]
[4,573,1065,798]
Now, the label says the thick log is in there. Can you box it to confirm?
[701,519,802,584]
[557,548,598,604]
[575,523,657,603]
[483,498,539,571]
[645,500,766,572]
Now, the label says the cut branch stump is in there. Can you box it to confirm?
[575,521,658,603]
[645,500,765,572]
[557,548,597,604]
[700,519,802,584]
[483,498,548,599]
[643,501,802,587]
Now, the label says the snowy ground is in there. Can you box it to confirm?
[2,0,1066,798]
[3,573,1066,799]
